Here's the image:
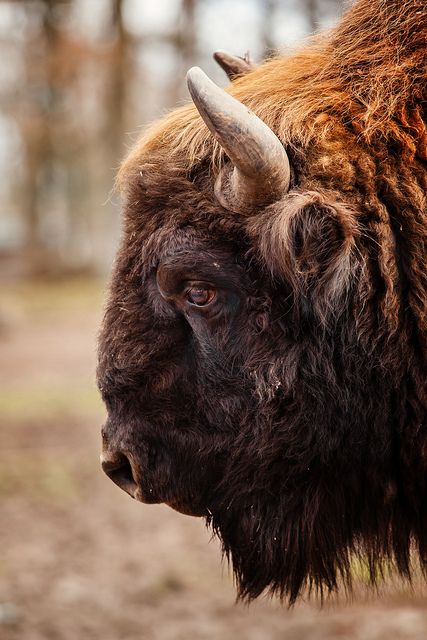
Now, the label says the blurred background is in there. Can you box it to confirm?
[2,1,427,639]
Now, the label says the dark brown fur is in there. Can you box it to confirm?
[98,0,427,603]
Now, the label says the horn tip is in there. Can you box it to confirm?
[186,66,205,87]
[186,66,215,104]
[212,50,226,61]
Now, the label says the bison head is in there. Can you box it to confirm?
[98,46,426,601]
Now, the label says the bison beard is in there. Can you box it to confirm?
[98,0,427,603]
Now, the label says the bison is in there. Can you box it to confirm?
[98,0,426,603]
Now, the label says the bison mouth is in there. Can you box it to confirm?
[100,448,209,517]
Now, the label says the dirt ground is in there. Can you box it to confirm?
[2,278,427,640]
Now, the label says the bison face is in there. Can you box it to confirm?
[97,65,422,603]
[97,187,377,603]
[99,242,258,518]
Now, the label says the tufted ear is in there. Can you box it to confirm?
[249,190,360,322]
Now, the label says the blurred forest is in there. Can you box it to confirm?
[0,0,343,278]
[4,3,427,639]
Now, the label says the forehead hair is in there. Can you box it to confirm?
[117,0,426,194]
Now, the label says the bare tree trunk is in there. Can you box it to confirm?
[167,0,197,104]
[260,0,280,58]
[305,0,318,32]
[180,0,197,71]
[107,0,128,163]
[89,0,130,273]
[22,124,45,258]
[20,0,57,273]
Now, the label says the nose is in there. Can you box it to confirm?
[100,450,139,499]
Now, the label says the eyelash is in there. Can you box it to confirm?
[184,285,217,307]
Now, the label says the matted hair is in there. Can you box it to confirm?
[118,0,426,188]
[101,0,427,602]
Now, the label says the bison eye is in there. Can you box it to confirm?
[185,286,216,307]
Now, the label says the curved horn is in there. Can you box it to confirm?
[186,66,290,214]
[213,50,255,80]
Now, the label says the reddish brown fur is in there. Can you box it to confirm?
[100,0,426,603]
[118,0,426,346]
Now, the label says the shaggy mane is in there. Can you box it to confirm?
[117,0,426,189]
[102,0,427,604]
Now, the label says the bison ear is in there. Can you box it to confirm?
[250,191,360,319]
[213,50,256,80]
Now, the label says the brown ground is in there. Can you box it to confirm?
[1,278,427,640]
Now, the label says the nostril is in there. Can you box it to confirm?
[101,452,127,475]
[108,458,134,488]
[101,452,138,498]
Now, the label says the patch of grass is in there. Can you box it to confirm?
[0,384,103,423]
[139,573,186,605]
[0,276,107,318]
[0,457,79,501]
[353,554,404,585]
